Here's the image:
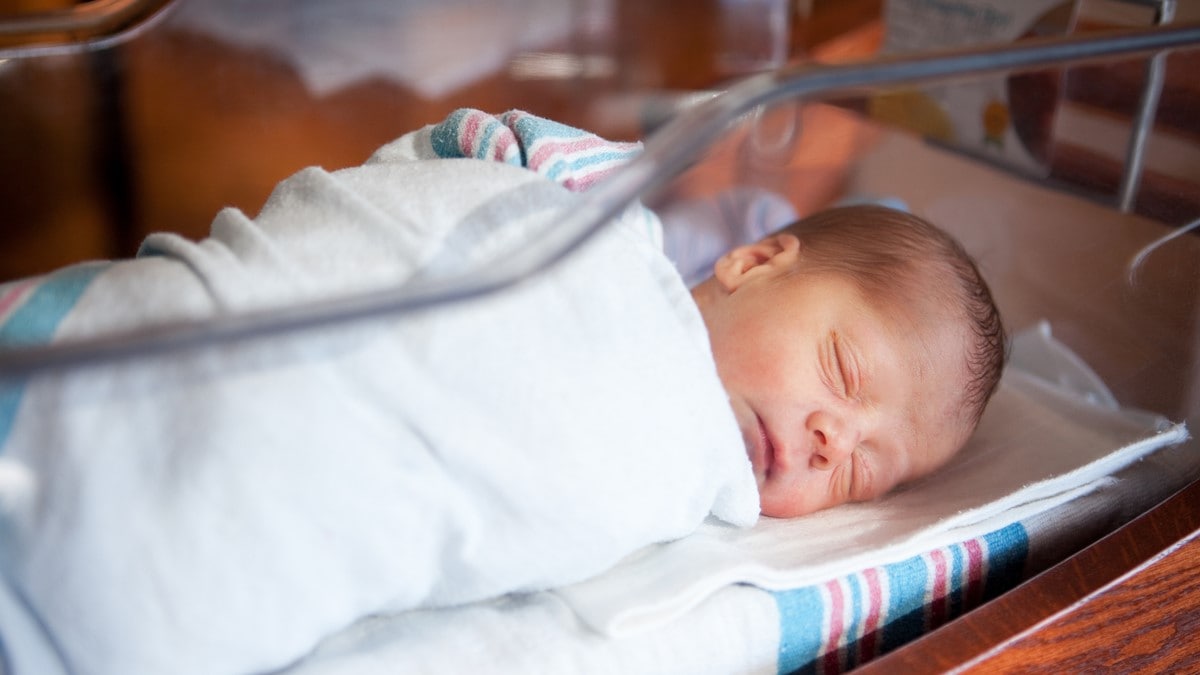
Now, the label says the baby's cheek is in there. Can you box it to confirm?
[745,357,794,391]
[759,475,832,518]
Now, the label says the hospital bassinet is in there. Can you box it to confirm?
[1,1,1199,673]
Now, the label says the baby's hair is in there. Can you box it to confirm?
[778,204,1006,428]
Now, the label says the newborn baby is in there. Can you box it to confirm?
[692,205,1005,517]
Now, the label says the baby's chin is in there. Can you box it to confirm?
[759,497,806,519]
[759,497,823,519]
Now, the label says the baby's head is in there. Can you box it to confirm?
[691,205,1006,518]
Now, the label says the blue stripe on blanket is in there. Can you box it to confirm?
[948,542,966,617]
[775,585,826,675]
[505,111,588,145]
[0,262,108,451]
[540,149,642,183]
[876,553,930,658]
[981,522,1029,600]
[430,109,474,159]
[843,573,867,671]
[773,522,1029,675]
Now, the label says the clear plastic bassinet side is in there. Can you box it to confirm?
[626,22,1200,429]
[1,19,1198,424]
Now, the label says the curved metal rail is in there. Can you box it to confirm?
[0,0,172,47]
[2,21,1200,378]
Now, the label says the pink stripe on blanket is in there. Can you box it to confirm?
[492,131,515,163]
[822,580,846,675]
[527,136,639,170]
[927,549,950,628]
[460,112,484,158]
[858,568,884,662]
[0,281,35,323]
[964,539,985,609]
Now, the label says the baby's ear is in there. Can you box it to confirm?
[713,233,801,292]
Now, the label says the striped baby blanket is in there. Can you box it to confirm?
[428,108,642,192]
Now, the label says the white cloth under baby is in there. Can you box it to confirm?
[0,154,758,675]
[556,322,1189,636]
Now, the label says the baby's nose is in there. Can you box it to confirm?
[808,410,858,470]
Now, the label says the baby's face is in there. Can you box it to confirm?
[696,236,973,518]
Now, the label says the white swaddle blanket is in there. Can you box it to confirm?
[0,148,758,675]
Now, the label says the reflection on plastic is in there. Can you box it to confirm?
[170,0,611,96]
[0,0,172,49]
[1127,215,1200,286]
